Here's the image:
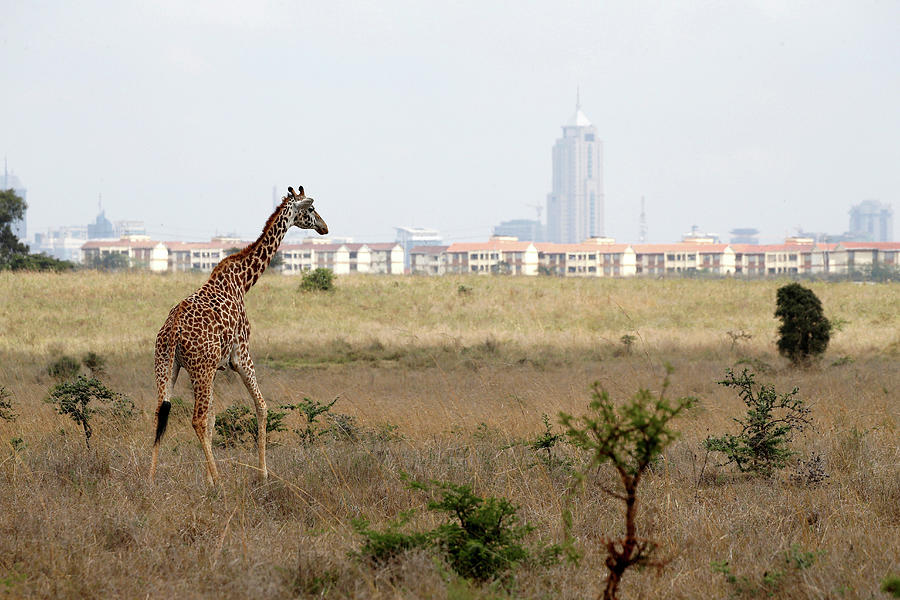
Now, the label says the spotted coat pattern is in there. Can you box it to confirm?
[149,187,328,484]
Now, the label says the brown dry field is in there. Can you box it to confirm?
[0,271,898,599]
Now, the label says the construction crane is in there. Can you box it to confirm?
[525,203,544,222]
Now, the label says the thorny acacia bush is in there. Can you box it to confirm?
[560,370,696,600]
[354,479,560,583]
[704,368,812,476]
[45,375,133,447]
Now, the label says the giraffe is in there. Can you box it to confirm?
[149,186,328,485]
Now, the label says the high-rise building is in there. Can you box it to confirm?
[546,97,603,243]
[2,162,27,243]
[395,226,442,271]
[492,219,543,242]
[848,200,893,242]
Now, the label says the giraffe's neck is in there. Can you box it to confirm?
[237,201,293,293]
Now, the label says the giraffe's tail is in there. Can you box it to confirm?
[154,399,171,444]
[153,305,182,447]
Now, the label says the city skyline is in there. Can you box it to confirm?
[2,3,898,245]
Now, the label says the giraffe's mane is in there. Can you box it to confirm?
[211,196,293,276]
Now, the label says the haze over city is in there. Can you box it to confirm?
[2,1,898,244]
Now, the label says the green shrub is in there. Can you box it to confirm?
[46,376,129,447]
[560,368,696,600]
[351,512,428,565]
[280,396,338,444]
[704,369,811,476]
[882,574,900,598]
[354,479,559,583]
[529,413,565,469]
[47,355,81,381]
[214,403,287,447]
[299,268,335,292]
[775,283,831,365]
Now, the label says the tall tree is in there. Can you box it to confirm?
[0,189,29,267]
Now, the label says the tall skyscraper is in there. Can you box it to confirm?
[546,96,603,243]
[848,200,893,242]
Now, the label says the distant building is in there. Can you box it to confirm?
[729,228,760,245]
[115,220,146,237]
[409,245,449,275]
[88,210,115,239]
[681,225,720,244]
[546,96,603,243]
[33,226,89,263]
[493,219,543,242]
[1,164,27,243]
[848,200,893,242]
[395,226,442,271]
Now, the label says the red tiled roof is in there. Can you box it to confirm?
[409,245,449,255]
[446,241,535,253]
[631,243,731,254]
[534,243,632,254]
[837,242,900,250]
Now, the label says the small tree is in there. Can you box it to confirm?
[46,376,124,447]
[299,267,334,292]
[775,283,831,365]
[560,370,696,600]
[704,369,811,476]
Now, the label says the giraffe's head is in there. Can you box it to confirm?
[288,186,328,235]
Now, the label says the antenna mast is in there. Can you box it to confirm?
[639,196,647,243]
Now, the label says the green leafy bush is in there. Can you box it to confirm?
[775,283,831,365]
[279,396,338,444]
[351,512,428,565]
[354,479,559,582]
[704,369,811,476]
[560,369,696,600]
[46,376,131,447]
[882,574,900,598]
[529,413,565,468]
[214,403,287,447]
[299,267,335,292]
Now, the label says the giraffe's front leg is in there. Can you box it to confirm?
[232,345,268,482]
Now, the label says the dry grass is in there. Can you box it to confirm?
[0,271,897,598]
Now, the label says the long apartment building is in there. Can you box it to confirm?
[82,237,403,275]
[82,235,898,278]
[411,237,899,278]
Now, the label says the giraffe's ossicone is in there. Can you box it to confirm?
[150,186,328,485]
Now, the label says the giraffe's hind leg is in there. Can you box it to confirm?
[231,344,268,481]
[191,369,220,486]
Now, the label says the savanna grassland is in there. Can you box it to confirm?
[0,271,898,599]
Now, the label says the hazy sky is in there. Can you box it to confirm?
[2,1,898,244]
